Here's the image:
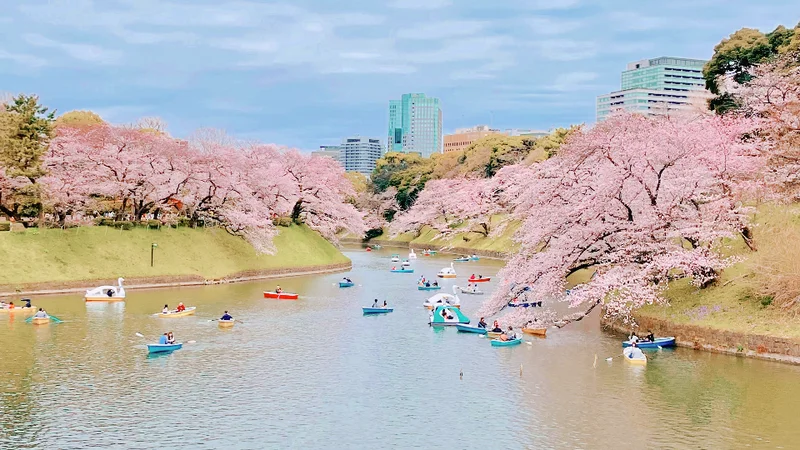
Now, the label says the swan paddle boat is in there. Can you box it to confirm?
[218,318,235,328]
[363,307,393,315]
[391,268,414,273]
[339,281,355,288]
[622,337,676,349]
[401,260,412,267]
[623,347,648,365]
[456,324,487,334]
[158,307,197,318]
[490,337,522,347]
[85,277,126,302]
[458,285,483,295]
[522,327,547,337]
[147,343,183,354]
[264,291,299,300]
[418,284,442,291]
[423,286,462,310]
[437,263,457,279]
[468,276,491,283]
[390,254,401,263]
[429,305,470,326]
[453,256,471,262]
[409,249,417,259]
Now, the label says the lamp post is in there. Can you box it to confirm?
[151,243,158,267]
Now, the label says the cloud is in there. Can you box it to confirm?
[397,20,488,40]
[388,0,452,10]
[526,16,584,35]
[533,39,598,61]
[523,0,582,10]
[549,71,599,91]
[0,50,48,68]
[23,33,121,64]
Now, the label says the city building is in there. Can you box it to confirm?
[311,145,342,163]
[340,137,383,175]
[596,56,712,121]
[388,93,442,157]
[505,128,550,138]
[443,125,500,153]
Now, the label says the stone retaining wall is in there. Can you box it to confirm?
[340,238,509,260]
[603,315,800,365]
[0,261,352,298]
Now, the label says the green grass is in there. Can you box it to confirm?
[0,224,349,285]
[639,203,800,338]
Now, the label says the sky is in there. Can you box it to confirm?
[1,0,799,150]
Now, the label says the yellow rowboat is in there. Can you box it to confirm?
[522,328,547,337]
[158,307,197,318]
[31,317,50,325]
[624,353,647,366]
[486,331,503,339]
[218,319,235,328]
[0,306,36,315]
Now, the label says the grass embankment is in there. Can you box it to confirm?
[0,224,349,286]
[639,204,800,338]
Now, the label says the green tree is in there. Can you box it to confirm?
[371,152,434,210]
[55,110,105,128]
[0,94,55,220]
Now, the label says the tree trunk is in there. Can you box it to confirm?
[740,226,757,251]
[291,200,304,224]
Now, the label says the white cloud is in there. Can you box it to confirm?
[23,33,121,64]
[549,71,598,91]
[533,39,598,61]
[388,0,452,10]
[524,0,582,10]
[0,50,48,68]
[526,16,584,35]
[397,20,488,40]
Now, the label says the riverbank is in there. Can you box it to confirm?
[0,224,350,297]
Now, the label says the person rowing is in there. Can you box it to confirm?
[383,300,388,308]
[162,304,170,314]
[644,330,655,342]
[478,317,487,329]
[432,280,438,287]
[372,299,379,308]
[33,308,49,319]
[276,286,283,294]
[176,302,186,312]
[23,298,32,308]
[500,326,516,341]
[221,311,233,321]
[491,320,502,333]
[159,332,169,345]
[624,342,645,360]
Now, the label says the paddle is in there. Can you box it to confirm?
[49,315,63,323]
[606,354,625,362]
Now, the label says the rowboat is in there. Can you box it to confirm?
[218,319,235,328]
[339,281,355,288]
[390,254,401,263]
[31,316,50,325]
[453,257,470,262]
[522,327,547,336]
[417,285,441,291]
[470,256,480,261]
[391,268,414,273]
[490,338,522,347]
[455,324,486,334]
[0,306,36,315]
[362,307,393,315]
[486,331,503,339]
[622,337,675,349]
[147,343,183,354]
[158,307,197,318]
[264,291,299,300]
[624,351,647,366]
[468,277,491,283]
[365,247,372,252]
[458,286,483,295]
[372,245,382,249]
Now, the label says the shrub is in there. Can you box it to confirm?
[364,228,383,240]
[147,220,161,229]
[0,223,9,232]
[112,221,134,230]
[273,217,292,227]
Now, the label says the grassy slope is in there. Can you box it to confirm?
[639,204,800,338]
[0,225,349,285]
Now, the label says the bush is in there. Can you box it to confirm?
[273,217,292,227]
[0,223,9,232]
[364,228,383,240]
[177,217,192,228]
[760,295,774,307]
[147,220,161,229]
[112,221,134,230]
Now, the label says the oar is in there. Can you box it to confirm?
[25,316,33,323]
[606,354,625,362]
[135,332,147,339]
[49,315,63,323]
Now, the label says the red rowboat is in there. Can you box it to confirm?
[468,277,491,283]
[263,291,299,300]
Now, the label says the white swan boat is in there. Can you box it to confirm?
[423,286,462,310]
[401,260,411,267]
[458,285,484,295]
[409,249,417,259]
[390,254,401,263]
[437,263,457,279]
[85,277,126,302]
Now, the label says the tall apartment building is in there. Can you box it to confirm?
[388,93,442,157]
[596,56,712,121]
[341,137,383,176]
[311,145,342,163]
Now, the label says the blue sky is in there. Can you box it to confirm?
[1,0,798,150]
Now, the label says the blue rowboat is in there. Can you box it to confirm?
[456,324,486,334]
[418,285,442,291]
[147,343,183,354]
[453,257,470,262]
[391,269,414,273]
[622,337,676,349]
[470,256,480,261]
[362,307,393,315]
[490,338,522,347]
[339,281,355,288]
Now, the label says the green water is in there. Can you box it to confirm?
[1,248,799,449]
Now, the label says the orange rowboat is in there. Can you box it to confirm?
[263,291,299,300]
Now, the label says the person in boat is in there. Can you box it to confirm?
[433,280,438,287]
[425,281,431,287]
[346,278,352,283]
[391,266,396,271]
[491,320,502,333]
[383,300,388,308]
[176,302,186,312]
[163,304,170,314]
[167,332,175,344]
[276,286,283,294]
[106,289,114,297]
[372,299,379,308]
[33,308,48,319]
[645,330,655,342]
[625,342,645,359]
[8,301,14,309]
[24,298,32,308]
[221,311,233,321]
[478,317,487,329]
[470,274,476,280]
[159,332,169,345]
[629,332,639,344]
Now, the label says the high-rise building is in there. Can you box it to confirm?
[341,137,383,175]
[444,125,500,153]
[388,93,442,157]
[596,56,712,122]
[311,145,342,163]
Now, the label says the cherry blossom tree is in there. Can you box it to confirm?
[478,112,763,325]
[357,186,399,231]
